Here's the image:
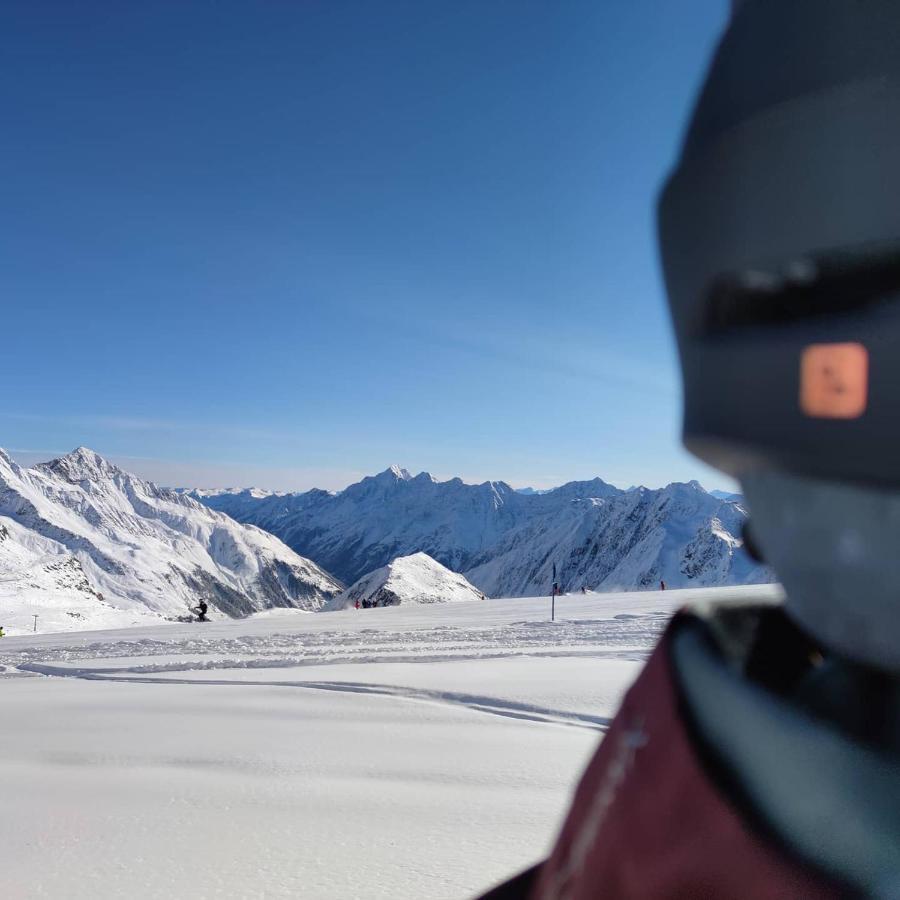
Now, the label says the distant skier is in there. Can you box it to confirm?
[581,586,586,595]
[660,580,666,591]
[0,625,5,638]
[193,600,209,623]
[354,598,360,610]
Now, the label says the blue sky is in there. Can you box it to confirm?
[3,1,730,491]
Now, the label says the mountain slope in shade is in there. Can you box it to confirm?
[464,482,765,596]
[327,552,484,611]
[196,470,772,597]
[194,467,528,585]
[0,448,342,630]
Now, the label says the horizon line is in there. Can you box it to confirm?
[3,445,730,497]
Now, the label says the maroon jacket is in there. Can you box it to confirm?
[482,617,844,899]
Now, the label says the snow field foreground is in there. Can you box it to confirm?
[0,585,781,899]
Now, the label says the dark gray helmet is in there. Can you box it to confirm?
[659,0,900,488]
[658,0,900,670]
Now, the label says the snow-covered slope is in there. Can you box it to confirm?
[464,482,765,596]
[328,552,484,610]
[0,448,342,631]
[0,515,164,634]
[193,467,522,582]
[197,469,772,597]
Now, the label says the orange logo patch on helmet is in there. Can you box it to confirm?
[800,343,868,419]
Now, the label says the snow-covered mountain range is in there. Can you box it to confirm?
[0,448,341,632]
[328,552,484,611]
[195,467,771,597]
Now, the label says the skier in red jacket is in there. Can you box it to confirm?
[482,1,900,896]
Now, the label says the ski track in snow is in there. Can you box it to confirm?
[0,587,782,899]
[3,607,672,730]
[0,587,782,731]
[18,670,614,732]
[3,615,669,668]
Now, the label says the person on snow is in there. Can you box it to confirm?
[355,598,360,610]
[193,600,209,623]
[481,2,900,897]
[659,580,666,591]
[0,625,5,638]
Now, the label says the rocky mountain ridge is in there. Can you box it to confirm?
[195,467,770,596]
[0,447,342,631]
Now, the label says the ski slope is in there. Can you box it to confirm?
[0,585,781,899]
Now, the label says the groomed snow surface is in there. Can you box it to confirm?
[0,585,781,899]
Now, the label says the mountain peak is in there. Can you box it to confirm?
[548,476,619,501]
[377,465,413,482]
[329,551,483,610]
[40,447,125,484]
[1,448,342,623]
[67,446,104,463]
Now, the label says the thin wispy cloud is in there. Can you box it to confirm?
[3,0,723,493]
[0,412,308,444]
[372,313,678,400]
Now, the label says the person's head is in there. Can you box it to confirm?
[658,0,900,671]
